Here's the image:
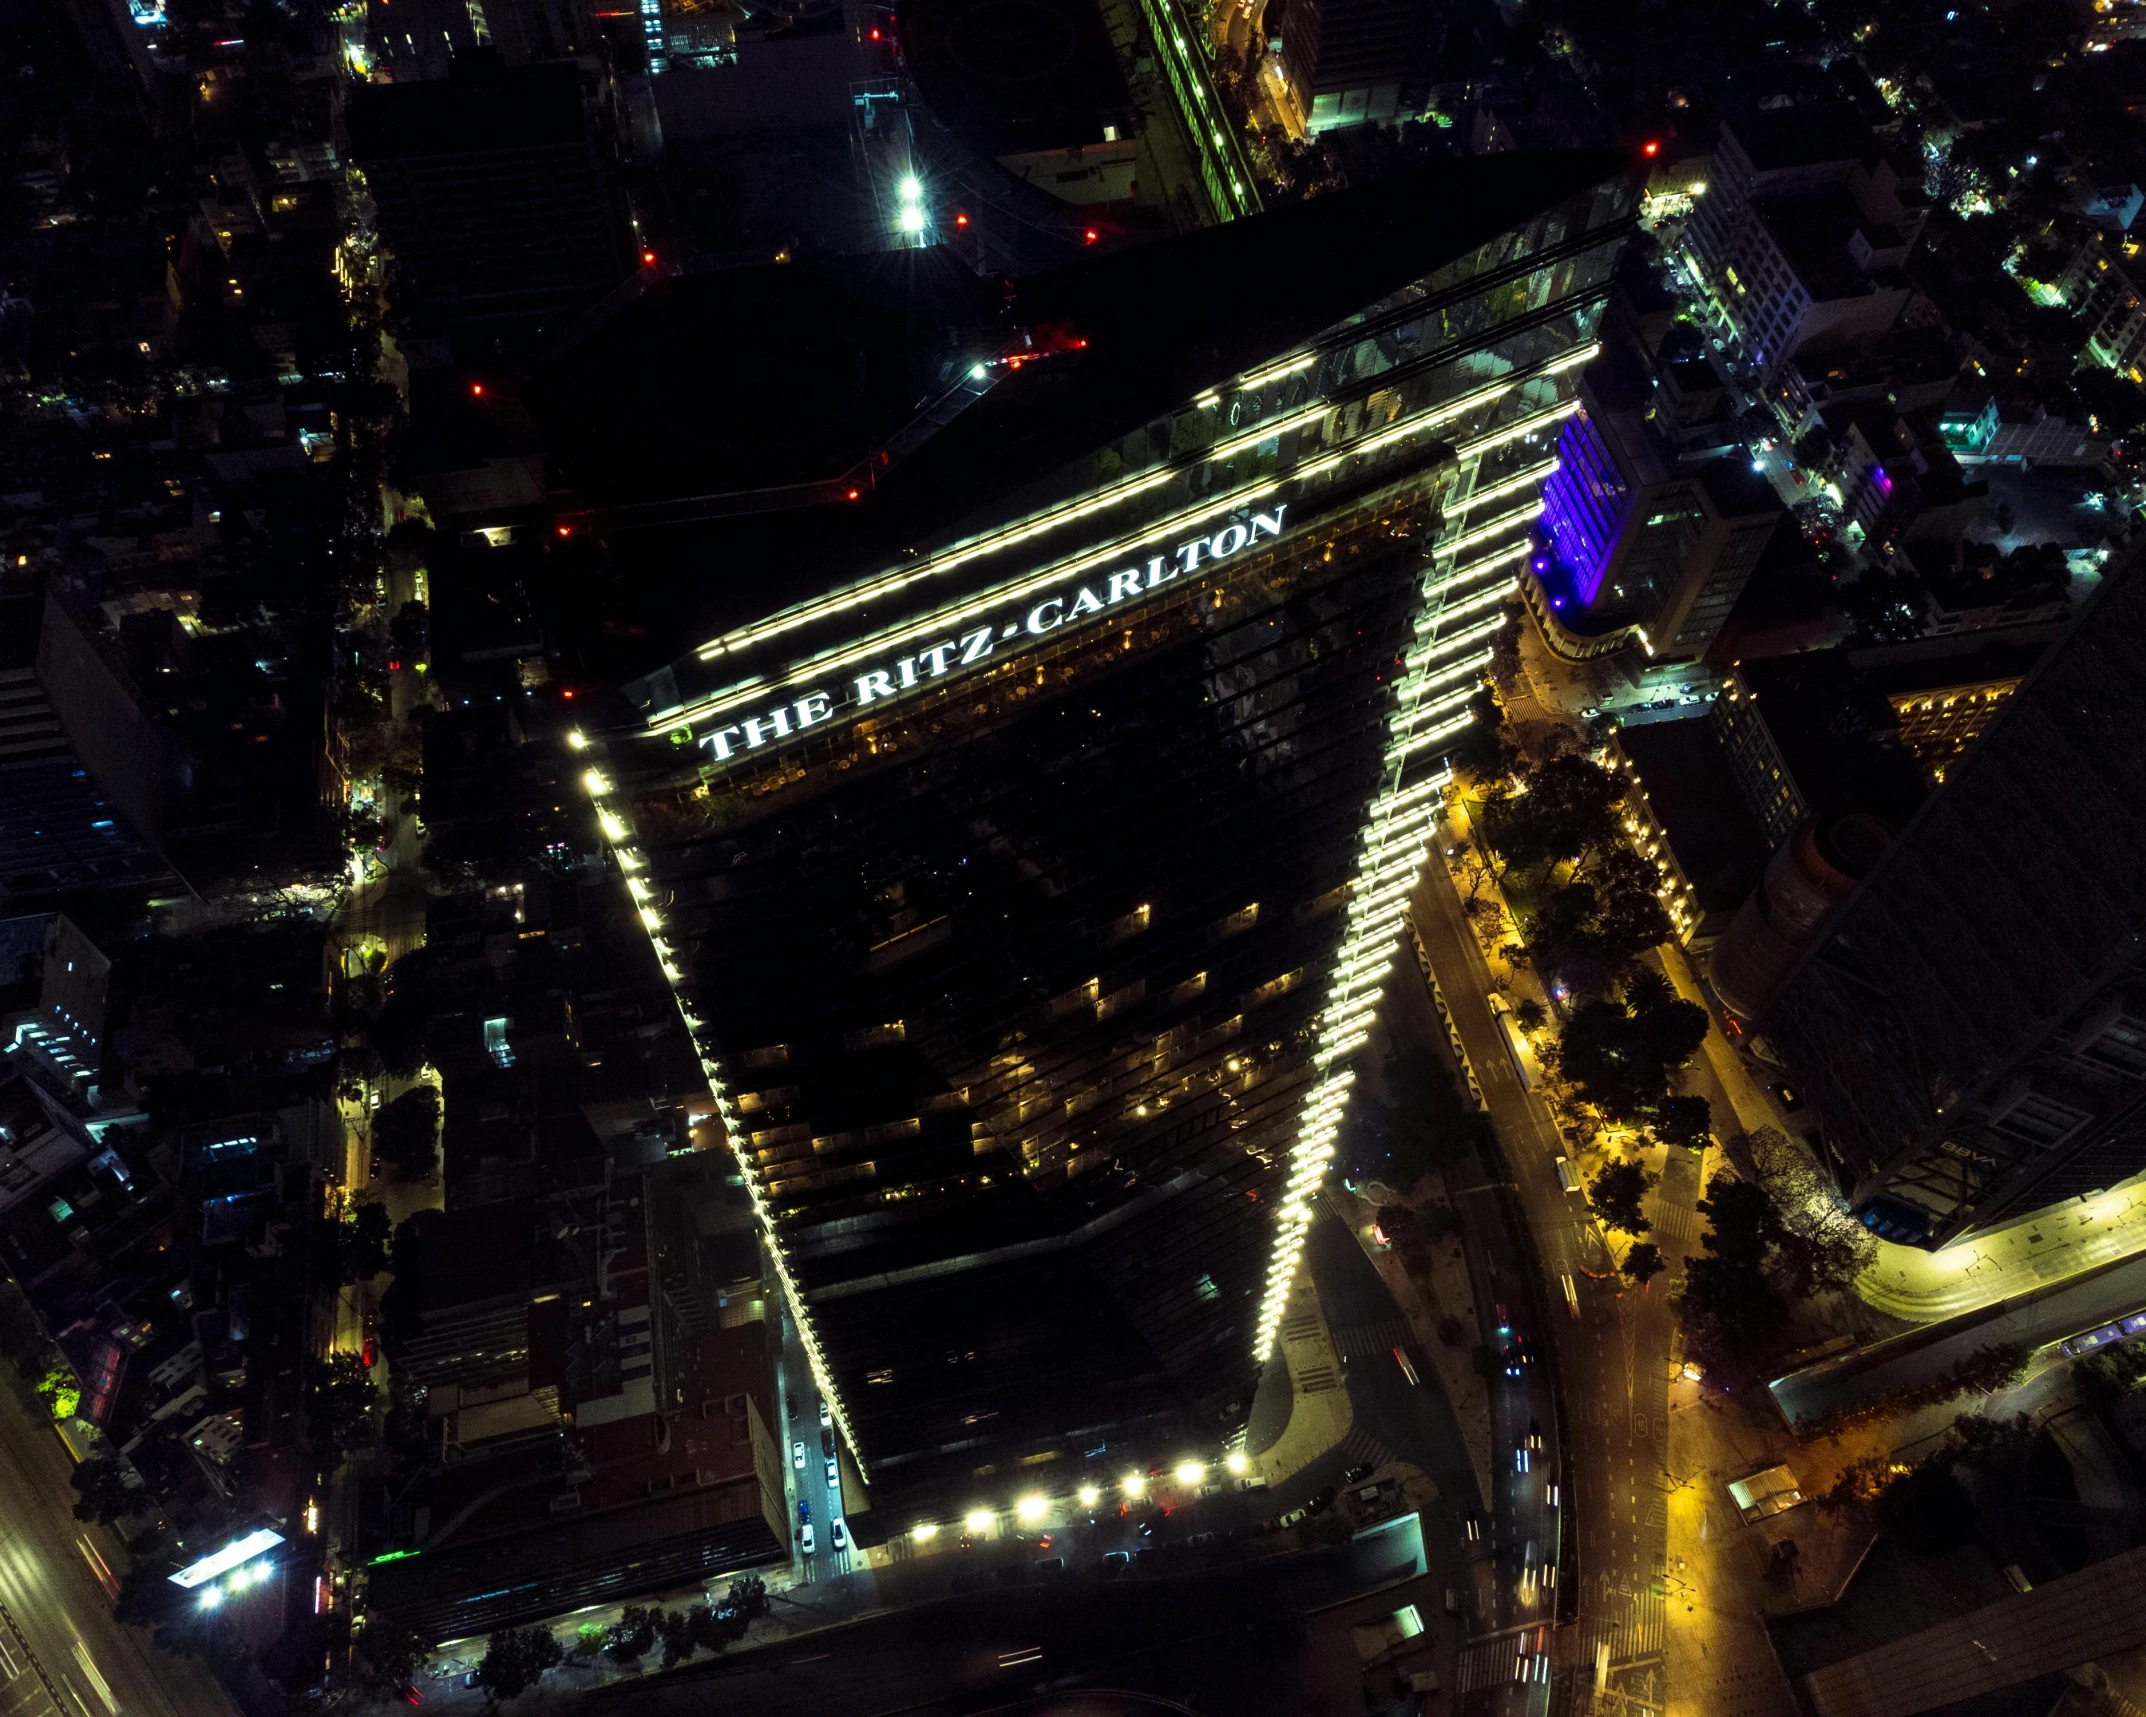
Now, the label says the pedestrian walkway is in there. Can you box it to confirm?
[1248,1271,1354,1486]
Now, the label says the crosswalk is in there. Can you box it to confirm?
[1296,1363,1342,1395]
[1331,1317,1412,1360]
[1339,1424,1396,1472]
[1454,1588,1667,1697]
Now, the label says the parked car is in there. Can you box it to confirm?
[826,1457,840,1490]
[801,1523,816,1555]
[1343,1462,1374,1484]
[792,1440,806,1470]
[831,1518,849,1554]
[1100,1550,1131,1571]
[818,1399,831,1429]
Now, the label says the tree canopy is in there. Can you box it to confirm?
[1546,984,1709,1121]
[1587,1159,1655,1234]
[372,1085,441,1179]
[1621,1242,1665,1288]
[1485,753,1625,871]
[477,1627,562,1703]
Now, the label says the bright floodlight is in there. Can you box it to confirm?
[1122,1473,1147,1499]
[898,206,926,234]
[911,1522,939,1542]
[1015,1493,1049,1525]
[169,1528,285,1589]
[898,175,923,202]
[1226,1451,1249,1476]
[198,1588,222,1610]
[1077,1484,1101,1507]
[964,1507,994,1532]
[1175,1460,1205,1485]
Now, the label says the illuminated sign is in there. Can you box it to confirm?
[168,1527,284,1588]
[697,505,1289,765]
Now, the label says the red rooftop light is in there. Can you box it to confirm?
[470,382,484,396]
[641,249,656,265]
[1642,140,1660,156]
[557,524,572,537]
[1084,228,1099,244]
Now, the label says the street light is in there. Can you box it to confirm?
[1077,1484,1101,1507]
[1121,1473,1146,1499]
[1225,1451,1249,1476]
[898,174,922,203]
[898,206,925,234]
[1174,1460,1205,1486]
[1015,1494,1048,1526]
[911,1522,939,1542]
[964,1507,993,1533]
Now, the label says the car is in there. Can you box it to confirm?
[1464,1513,1482,1543]
[1307,1485,1337,1515]
[801,1523,815,1555]
[1277,1508,1307,1529]
[819,1399,831,1429]
[797,1499,811,1524]
[826,1457,840,1490]
[464,1671,483,1689]
[792,1440,806,1470]
[1526,1418,1543,1450]
[1343,1462,1375,1484]
[1184,1531,1216,1548]
[1100,1550,1131,1571]
[821,1427,835,1456]
[1035,1555,1067,1575]
[831,1518,849,1554]
[1514,1446,1532,1473]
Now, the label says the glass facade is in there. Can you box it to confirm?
[587,177,1634,1510]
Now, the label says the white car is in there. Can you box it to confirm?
[826,1457,840,1490]
[830,1518,849,1554]
[792,1440,806,1470]
[801,1522,815,1555]
[818,1399,831,1429]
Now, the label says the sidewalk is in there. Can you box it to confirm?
[1247,1269,1352,1486]
[1330,1180,1495,1512]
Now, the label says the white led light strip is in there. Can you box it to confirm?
[1253,351,1592,1363]
[574,753,866,1467]
[662,345,1597,712]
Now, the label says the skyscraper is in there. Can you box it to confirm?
[1526,365,1781,664]
[1760,548,2146,1247]
[565,151,1636,1512]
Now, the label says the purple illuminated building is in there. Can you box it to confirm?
[1523,359,1782,662]
[1538,406,1630,608]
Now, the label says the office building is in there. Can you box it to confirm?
[1524,360,1782,663]
[1266,0,1437,134]
[1683,104,1927,384]
[559,150,1637,1512]
[1758,547,2146,1246]
[346,56,629,323]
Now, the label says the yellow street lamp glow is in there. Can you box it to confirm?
[597,810,627,842]
[1077,1484,1101,1507]
[911,1522,939,1542]
[1225,1451,1249,1476]
[1121,1473,1146,1499]
[1175,1460,1204,1486]
[1015,1493,1048,1525]
[566,732,588,751]
[581,769,609,796]
[964,1507,994,1533]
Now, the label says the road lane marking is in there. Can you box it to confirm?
[66,1649,113,1717]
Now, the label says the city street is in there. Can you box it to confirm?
[0,1367,238,1717]
[1410,823,1686,1712]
